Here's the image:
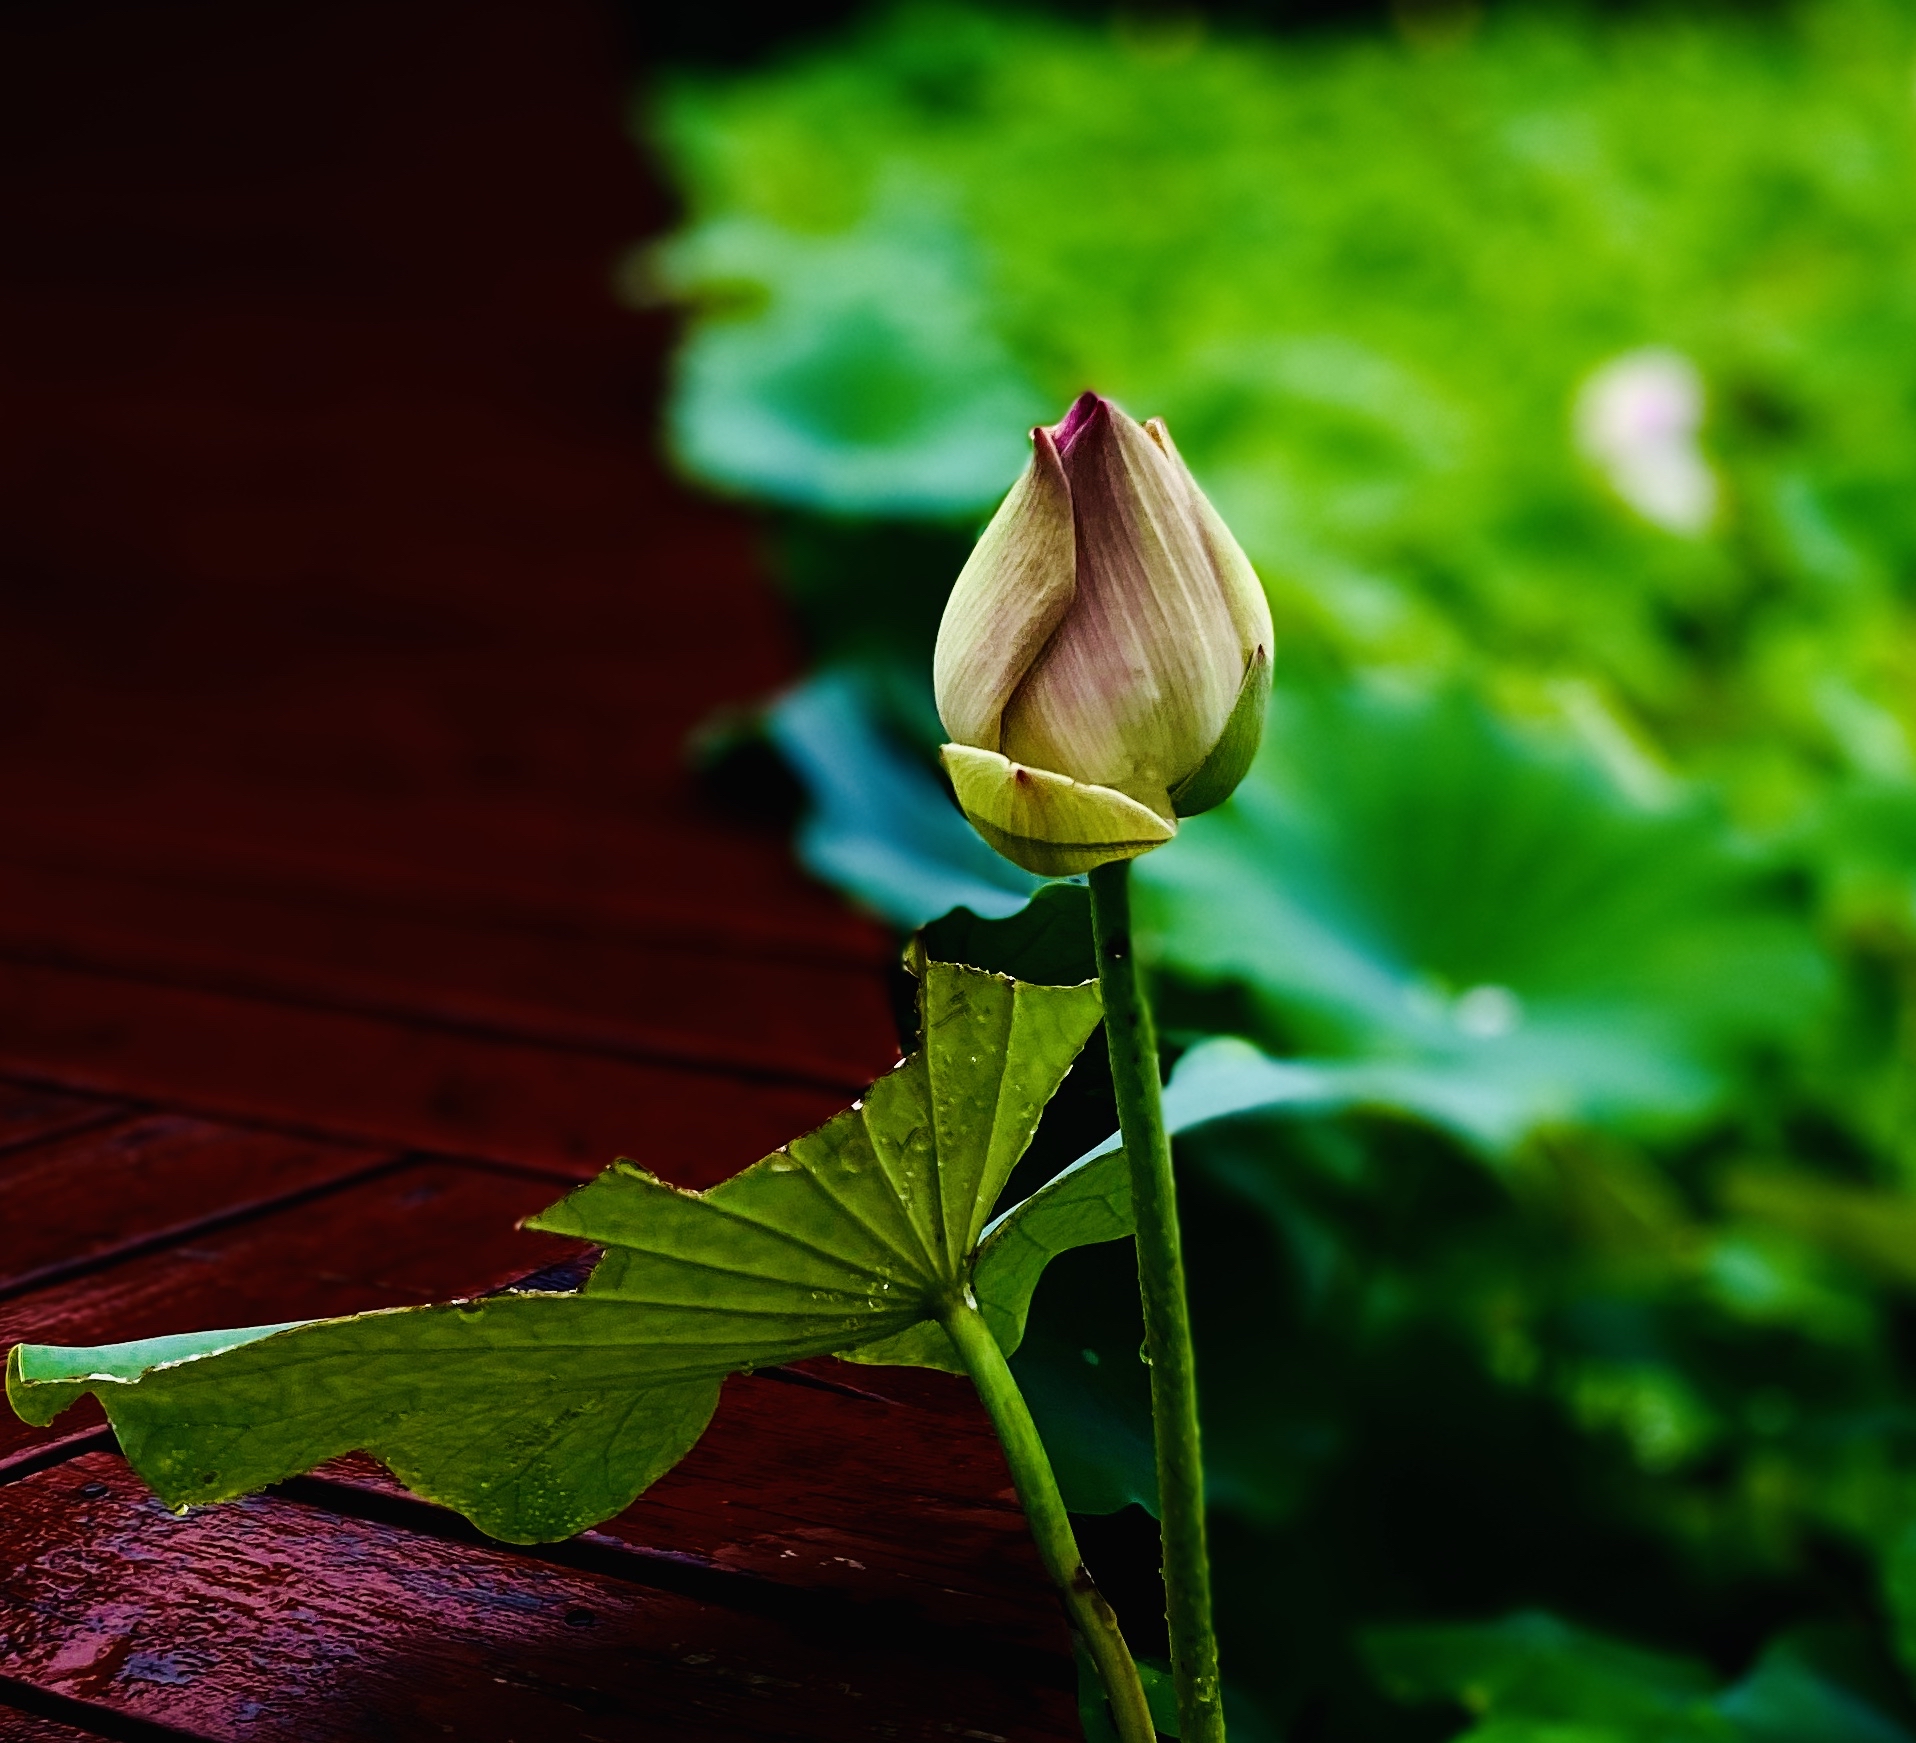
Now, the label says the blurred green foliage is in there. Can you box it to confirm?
[642,2,1916,1737]
[651,0,1916,826]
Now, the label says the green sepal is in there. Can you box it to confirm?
[1168,644,1270,818]
[943,743,1176,876]
[968,814,1169,878]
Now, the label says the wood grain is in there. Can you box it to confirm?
[0,1453,1078,1742]
[304,1362,1070,1655]
[0,957,854,1182]
[0,1117,389,1297]
[0,1706,101,1741]
[0,1086,120,1162]
[0,852,897,1090]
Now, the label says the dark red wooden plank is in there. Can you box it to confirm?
[0,789,889,969]
[0,0,892,973]
[0,1085,119,1161]
[0,1708,96,1741]
[0,0,1064,1731]
[0,1161,585,1463]
[0,958,855,1181]
[308,1363,1068,1656]
[0,851,897,1089]
[0,1116,388,1296]
[0,1453,1077,1741]
[593,1370,1069,1653]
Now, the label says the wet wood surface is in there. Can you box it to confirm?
[0,1,1077,1735]
[0,1453,1073,1742]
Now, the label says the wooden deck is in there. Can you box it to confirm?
[0,2,1078,1735]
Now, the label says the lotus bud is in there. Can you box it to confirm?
[934,391,1273,876]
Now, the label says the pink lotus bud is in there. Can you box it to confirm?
[934,392,1273,876]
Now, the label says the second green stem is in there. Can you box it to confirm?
[940,1299,1156,1743]
[1089,858,1224,1743]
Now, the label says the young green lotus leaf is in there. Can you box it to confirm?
[528,964,1101,1309]
[844,1131,1134,1372]
[7,963,1123,1544]
[1137,685,1832,1145]
[4,1300,725,1545]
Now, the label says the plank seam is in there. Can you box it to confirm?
[0,1153,418,1308]
[0,939,876,1096]
[0,1066,602,1185]
[0,1427,118,1490]
[267,1472,1074,1686]
[0,835,892,970]
[0,1108,127,1165]
[758,1364,909,1407]
[0,1675,210,1742]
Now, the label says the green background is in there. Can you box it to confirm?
[645,3,1916,1736]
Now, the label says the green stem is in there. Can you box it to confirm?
[1088,858,1224,1743]
[940,1298,1157,1743]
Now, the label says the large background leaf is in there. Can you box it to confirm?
[1138,683,1831,1144]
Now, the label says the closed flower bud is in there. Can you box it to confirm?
[934,391,1273,876]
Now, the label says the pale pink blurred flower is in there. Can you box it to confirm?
[1575,348,1719,536]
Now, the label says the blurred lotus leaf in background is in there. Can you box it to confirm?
[1136,682,1832,1149]
[653,183,1047,513]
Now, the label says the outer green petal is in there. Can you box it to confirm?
[942,743,1176,876]
[932,425,1077,752]
[1169,645,1271,817]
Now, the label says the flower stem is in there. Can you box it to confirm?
[939,1298,1157,1743]
[1088,858,1224,1743]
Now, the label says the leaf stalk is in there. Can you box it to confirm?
[939,1297,1157,1743]
[1088,858,1225,1743]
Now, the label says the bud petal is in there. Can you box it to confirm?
[932,427,1076,752]
[933,392,1273,876]
[997,398,1251,812]
[1149,416,1275,670]
[941,743,1175,877]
